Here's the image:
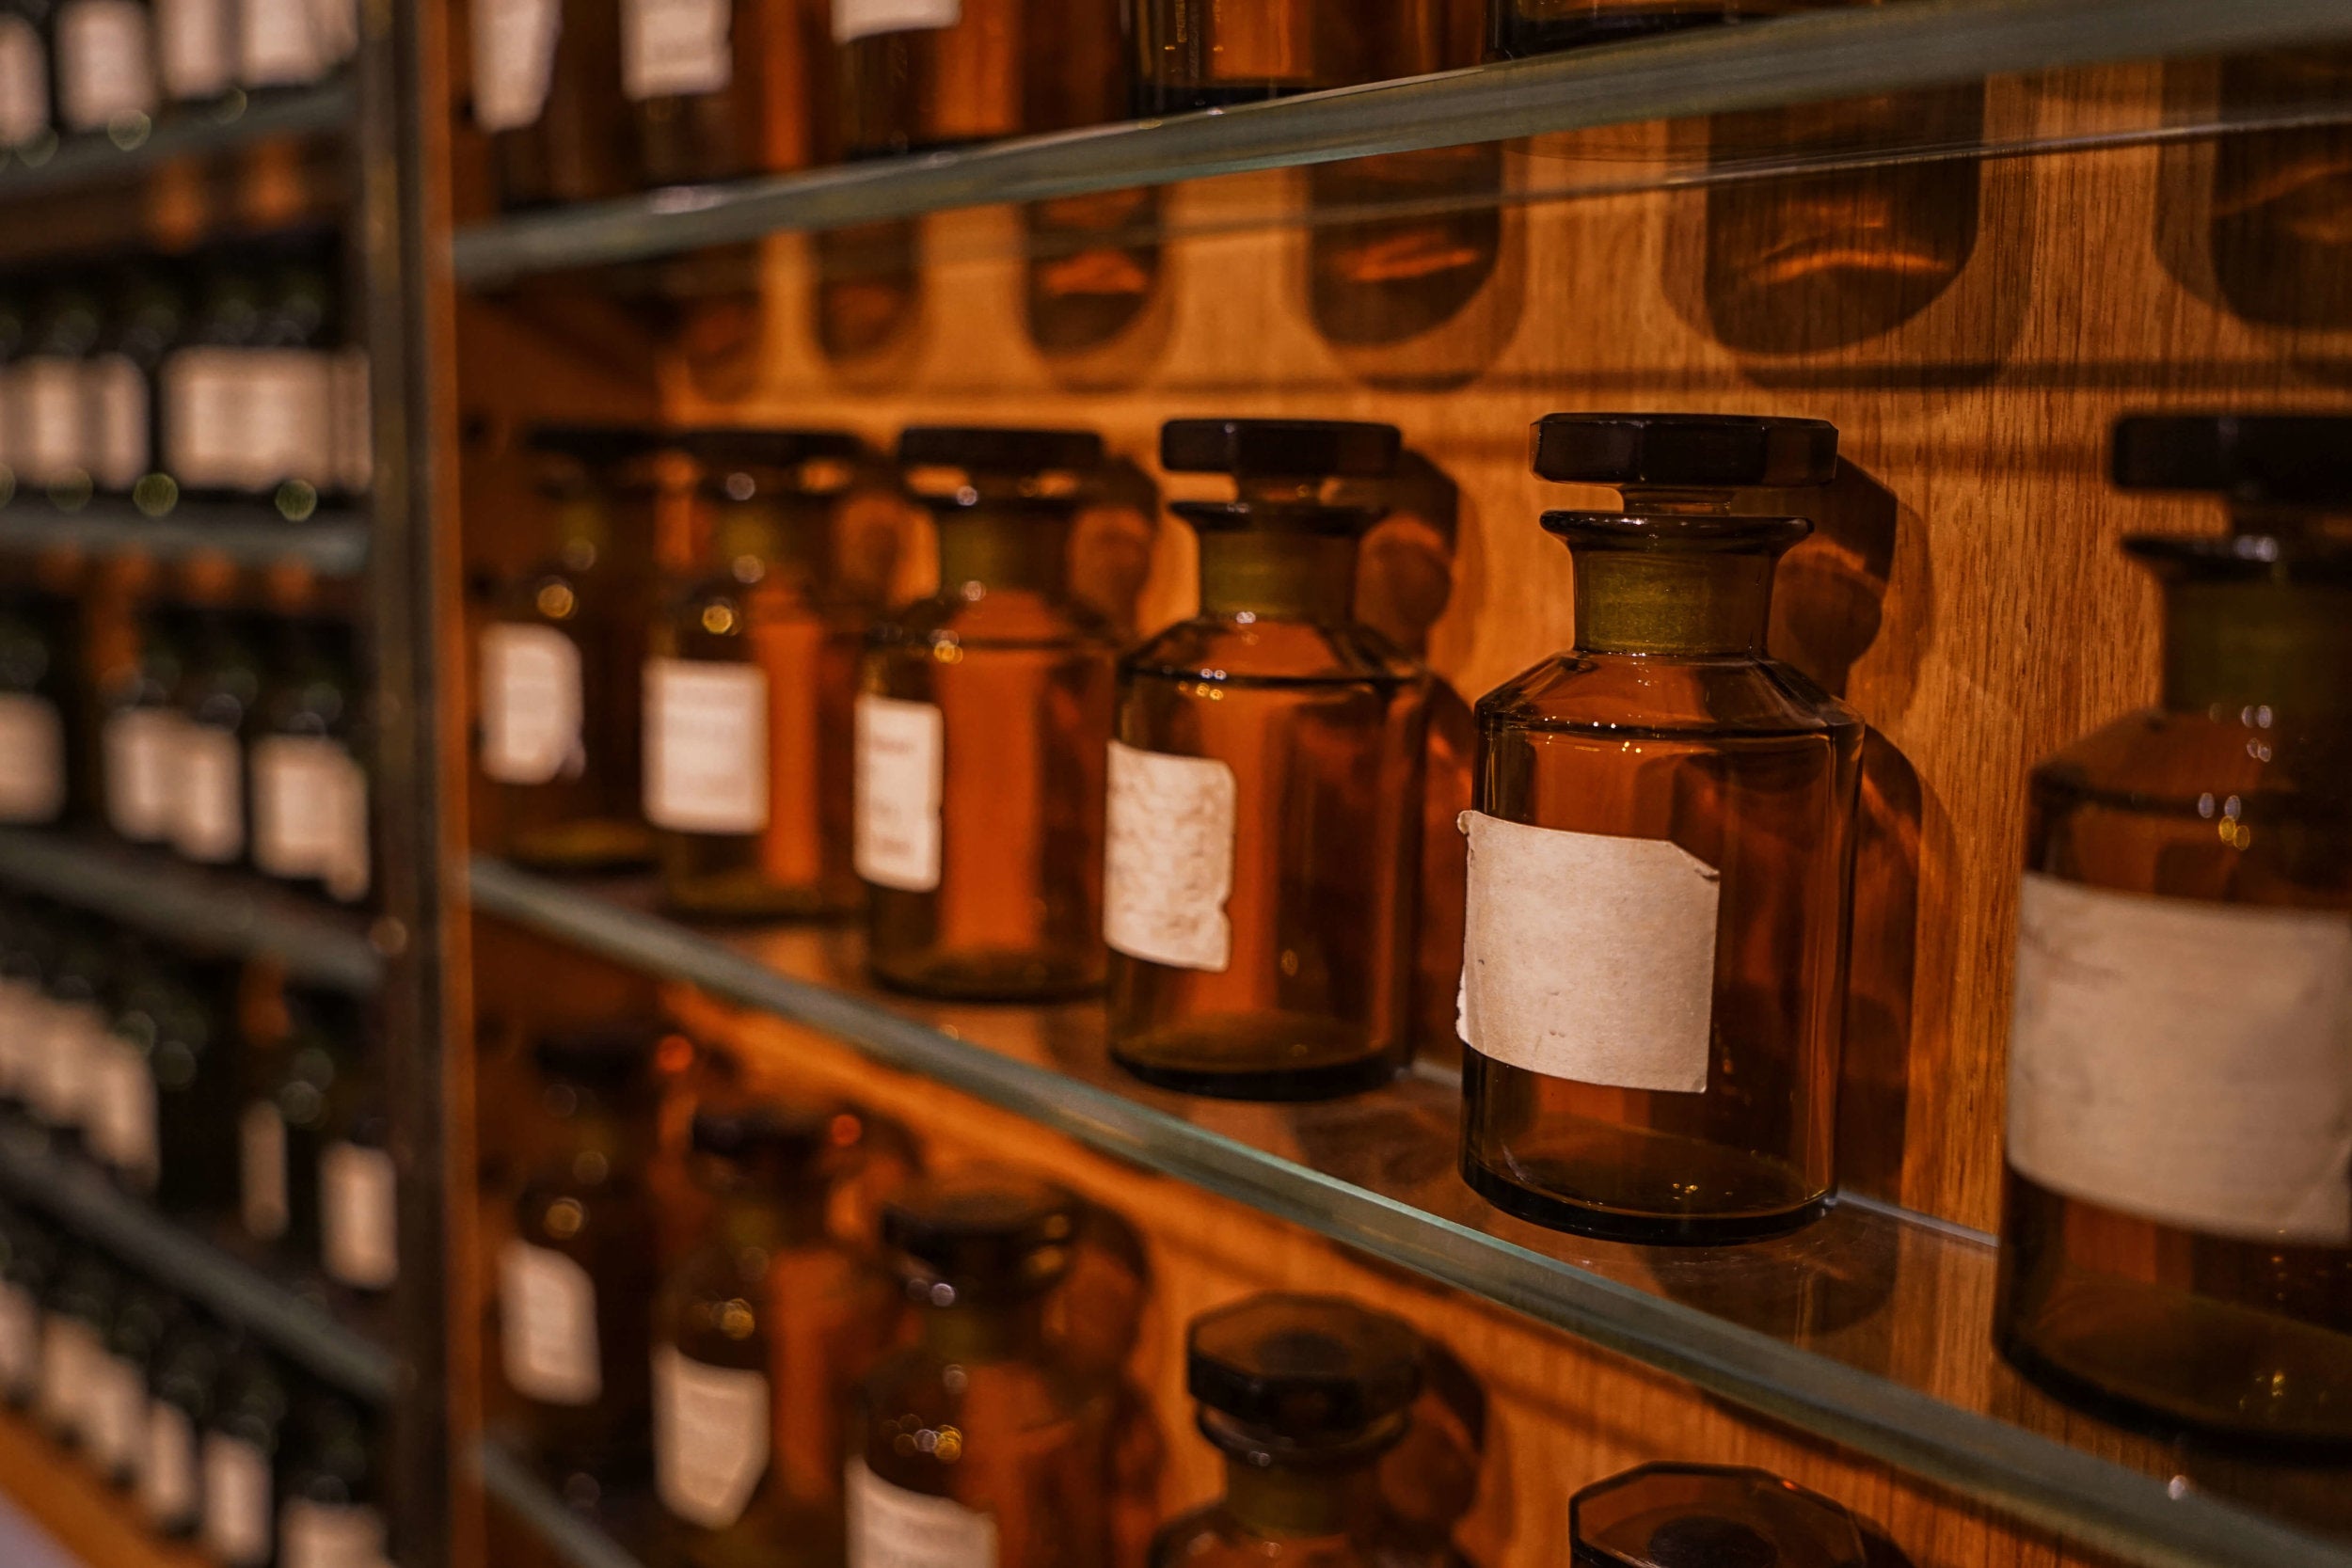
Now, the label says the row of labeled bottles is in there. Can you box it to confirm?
[0,896,395,1294]
[0,0,355,161]
[0,1199,391,1566]
[0,233,371,518]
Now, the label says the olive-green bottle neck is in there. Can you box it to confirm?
[919,1293,1049,1363]
[2162,578,2352,716]
[714,498,831,578]
[1571,549,1778,657]
[1223,1455,1380,1539]
[935,504,1073,594]
[552,497,612,560]
[1198,533,1359,621]
[712,1186,828,1251]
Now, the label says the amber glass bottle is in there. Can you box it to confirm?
[1133,0,1361,108]
[476,0,632,208]
[834,0,1029,158]
[627,0,817,187]
[860,427,1117,1001]
[1486,0,1805,56]
[649,428,868,920]
[1458,414,1859,1243]
[652,1102,900,1568]
[851,1170,1114,1568]
[168,609,261,870]
[1107,420,1428,1101]
[481,425,660,875]
[1993,415,2352,1450]
[1570,1464,1871,1568]
[1149,1294,1423,1568]
[502,1022,662,1499]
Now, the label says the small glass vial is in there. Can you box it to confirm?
[850,1170,1116,1568]
[1459,414,1860,1243]
[319,1090,398,1295]
[167,608,259,868]
[27,915,114,1147]
[1149,1293,1425,1568]
[201,1348,289,1568]
[0,1204,56,1407]
[0,587,74,828]
[93,1275,180,1488]
[13,277,101,508]
[1994,414,2352,1449]
[626,0,814,187]
[240,988,362,1258]
[860,426,1118,1001]
[145,1317,227,1536]
[482,425,660,874]
[474,0,630,208]
[1486,0,1804,57]
[251,613,371,904]
[1133,0,1451,112]
[648,427,868,921]
[152,0,233,107]
[0,0,54,166]
[108,951,240,1210]
[40,1245,120,1447]
[51,0,154,139]
[501,1022,662,1501]
[1107,419,1429,1101]
[1571,1464,1870,1568]
[834,0,1021,159]
[89,263,180,502]
[652,1101,900,1566]
[279,1389,389,1568]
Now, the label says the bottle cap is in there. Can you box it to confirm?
[529,1021,664,1085]
[1570,1464,1870,1568]
[1531,414,1837,489]
[882,1169,1078,1304]
[898,427,1103,476]
[523,425,667,465]
[1187,1293,1422,1455]
[1161,420,1400,479]
[2112,414,2352,507]
[685,427,867,492]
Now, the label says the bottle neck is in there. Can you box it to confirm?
[2161,577,2352,716]
[712,1186,828,1251]
[551,496,612,560]
[1197,532,1359,621]
[935,504,1073,595]
[1222,1454,1381,1539]
[714,498,830,579]
[1571,548,1778,657]
[919,1294,1048,1362]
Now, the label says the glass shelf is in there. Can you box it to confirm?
[0,500,370,576]
[450,0,2352,285]
[469,855,2352,1568]
[0,83,355,204]
[477,1438,653,1568]
[0,1122,396,1401]
[0,831,383,994]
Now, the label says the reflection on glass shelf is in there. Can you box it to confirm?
[478,1436,653,1568]
[451,0,2352,284]
[469,856,2352,1568]
[0,500,371,576]
[0,83,355,203]
[0,1122,396,1401]
[0,831,383,994]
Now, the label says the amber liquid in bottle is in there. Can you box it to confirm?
[1109,495,1430,1101]
[486,0,632,208]
[1994,421,2352,1449]
[628,0,819,186]
[1460,417,1859,1243]
[835,0,1021,158]
[650,452,864,920]
[862,454,1118,1001]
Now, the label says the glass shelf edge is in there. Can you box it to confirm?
[0,501,371,576]
[0,82,356,204]
[449,0,2352,284]
[465,855,2349,1568]
[0,1124,397,1401]
[477,1438,651,1568]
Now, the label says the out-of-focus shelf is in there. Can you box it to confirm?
[0,831,382,993]
[0,1123,397,1401]
[478,1439,651,1568]
[0,1403,209,1568]
[451,0,2352,284]
[469,855,2352,1568]
[0,499,370,576]
[0,82,355,203]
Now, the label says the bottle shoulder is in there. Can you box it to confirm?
[1476,650,1860,738]
[1124,616,1425,686]
[872,589,1120,653]
[2034,705,2352,819]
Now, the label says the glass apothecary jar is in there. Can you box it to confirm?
[1570,1463,1871,1568]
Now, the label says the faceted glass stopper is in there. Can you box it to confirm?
[1161,419,1402,479]
[529,1019,666,1084]
[1187,1292,1422,1443]
[1530,414,1838,490]
[685,426,868,498]
[525,423,666,464]
[689,1100,849,1166]
[898,426,1104,476]
[1570,1464,1870,1568]
[881,1168,1079,1299]
[2111,413,2352,506]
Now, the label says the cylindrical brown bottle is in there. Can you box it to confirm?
[626,0,819,187]
[1486,0,1810,57]
[859,427,1118,1001]
[1134,0,1463,112]
[833,0,1025,157]
[1107,420,1429,1101]
[647,427,869,920]
[475,0,632,208]
[1458,415,1860,1243]
[1571,1464,1872,1568]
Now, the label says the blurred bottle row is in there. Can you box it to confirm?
[0,1196,391,1566]
[0,230,371,520]
[0,895,395,1294]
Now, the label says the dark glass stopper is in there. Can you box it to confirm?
[881,1168,1078,1301]
[529,1021,665,1084]
[1187,1293,1421,1444]
[898,427,1104,475]
[524,424,667,464]
[1161,419,1400,479]
[1531,414,1837,490]
[2111,413,2352,507]
[690,1101,849,1168]
[1570,1465,1869,1568]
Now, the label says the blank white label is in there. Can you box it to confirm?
[162,348,242,487]
[501,1239,601,1405]
[56,0,155,128]
[40,1317,100,1439]
[624,0,731,99]
[321,1141,398,1290]
[831,0,960,44]
[237,0,325,85]
[0,1283,36,1400]
[239,350,337,488]
[854,694,942,893]
[88,1036,158,1189]
[105,707,186,843]
[847,1458,996,1568]
[1458,811,1720,1094]
[89,1353,147,1478]
[30,1002,103,1131]
[281,1499,388,1568]
[241,1100,290,1241]
[156,0,233,99]
[1103,740,1234,973]
[144,1401,200,1530]
[172,723,245,863]
[644,657,767,835]
[306,0,357,66]
[2007,872,2352,1243]
[203,1433,275,1567]
[13,357,85,484]
[0,17,48,145]
[253,735,371,899]
[481,623,583,785]
[0,693,65,824]
[655,1343,770,1529]
[86,353,147,490]
[473,0,561,129]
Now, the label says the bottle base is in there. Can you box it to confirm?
[868,947,1104,1005]
[1110,1046,1399,1103]
[1460,1154,1828,1245]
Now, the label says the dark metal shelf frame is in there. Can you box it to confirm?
[0,500,371,576]
[0,82,356,202]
